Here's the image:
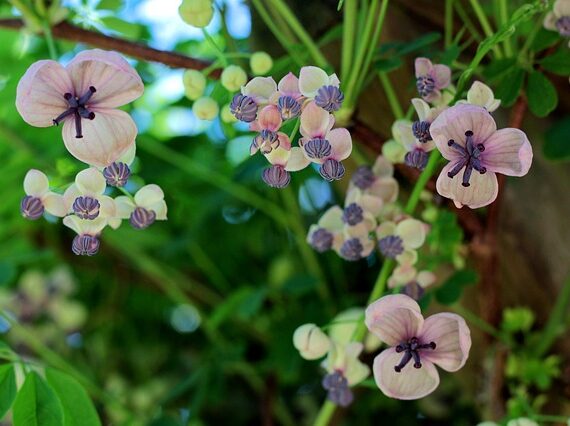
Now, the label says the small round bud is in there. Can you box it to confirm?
[382,140,406,163]
[221,65,247,92]
[250,51,273,75]
[72,235,100,256]
[183,70,207,101]
[293,323,330,360]
[178,0,214,28]
[220,104,238,123]
[192,96,219,121]
[129,207,157,230]
[20,196,44,220]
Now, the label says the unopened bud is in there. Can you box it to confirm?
[293,323,330,360]
[192,96,219,121]
[250,52,273,75]
[183,70,207,101]
[221,65,247,92]
[179,0,214,28]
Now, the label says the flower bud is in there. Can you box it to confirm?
[293,323,330,360]
[250,52,273,75]
[220,104,238,123]
[382,140,406,163]
[221,65,247,92]
[179,0,214,28]
[183,70,207,101]
[192,96,219,121]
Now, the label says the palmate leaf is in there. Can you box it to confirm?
[527,71,558,117]
[0,364,17,419]
[12,372,64,426]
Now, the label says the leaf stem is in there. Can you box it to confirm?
[468,0,503,58]
[341,0,357,81]
[445,0,454,47]
[378,72,403,120]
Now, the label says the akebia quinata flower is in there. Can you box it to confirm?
[298,66,344,112]
[16,49,144,167]
[430,104,533,208]
[113,184,167,230]
[365,294,471,400]
[64,168,116,220]
[414,58,451,103]
[63,216,107,256]
[21,170,67,220]
[544,0,570,39]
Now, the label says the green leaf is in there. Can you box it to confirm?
[527,71,558,117]
[543,117,570,161]
[435,269,478,305]
[482,58,517,82]
[0,364,17,419]
[531,28,560,52]
[12,372,64,426]
[495,67,525,107]
[439,44,460,66]
[45,369,101,426]
[374,57,402,72]
[539,49,570,76]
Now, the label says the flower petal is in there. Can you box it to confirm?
[242,76,277,104]
[392,120,416,150]
[277,72,300,97]
[75,167,107,195]
[264,145,290,166]
[430,104,497,161]
[257,105,282,131]
[16,60,74,127]
[43,192,68,217]
[481,128,533,176]
[327,128,352,161]
[411,98,431,122]
[134,184,164,207]
[365,294,424,346]
[300,101,331,138]
[396,218,426,249]
[543,11,558,30]
[467,81,495,110]
[318,206,344,230]
[24,169,49,196]
[98,195,117,218]
[152,200,168,220]
[436,163,499,209]
[66,49,144,108]
[432,64,451,89]
[420,313,471,372]
[555,0,570,17]
[62,108,137,167]
[285,147,310,172]
[372,156,394,178]
[373,347,440,400]
[63,215,107,235]
[414,58,433,78]
[369,177,399,204]
[417,271,436,288]
[114,195,135,219]
[299,66,330,98]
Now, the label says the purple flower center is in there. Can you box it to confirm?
[446,130,487,187]
[556,16,570,36]
[73,196,101,220]
[20,195,44,220]
[230,94,258,123]
[314,85,344,112]
[103,162,131,187]
[416,75,435,98]
[277,95,301,120]
[322,371,353,407]
[130,207,156,229]
[72,234,100,256]
[319,159,345,181]
[252,129,279,154]
[404,148,429,171]
[304,138,332,159]
[394,337,436,372]
[262,165,291,188]
[412,120,432,143]
[351,166,375,190]
[53,86,97,139]
[342,203,364,226]
[310,228,334,252]
[378,235,404,258]
[339,238,364,261]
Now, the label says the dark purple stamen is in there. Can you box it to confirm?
[20,195,44,220]
[446,130,487,187]
[304,138,332,159]
[262,165,291,188]
[556,16,570,36]
[412,120,432,143]
[404,149,429,171]
[416,75,436,98]
[378,235,404,258]
[230,94,258,122]
[322,371,353,407]
[252,129,279,154]
[342,203,364,226]
[319,159,345,181]
[129,207,156,229]
[339,238,364,261]
[73,196,101,220]
[310,228,334,252]
[394,337,436,372]
[103,162,131,187]
[351,166,375,190]
[314,85,344,112]
[277,95,301,120]
[72,234,100,256]
[53,86,97,139]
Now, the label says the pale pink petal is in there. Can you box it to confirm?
[62,109,137,167]
[430,104,497,161]
[75,167,107,195]
[257,105,282,131]
[134,184,164,208]
[16,60,74,127]
[372,156,394,178]
[414,57,433,78]
[152,200,168,220]
[555,0,570,17]
[420,313,471,372]
[299,66,329,98]
[431,64,451,89]
[300,101,330,138]
[436,163,498,209]
[63,216,107,235]
[424,89,442,104]
[417,271,436,288]
[114,196,135,219]
[285,147,310,172]
[411,98,431,122]
[326,128,352,161]
[369,177,399,204]
[264,145,290,166]
[63,185,80,208]
[318,206,344,231]
[328,73,340,87]
[42,193,68,217]
[98,195,116,218]
[242,77,277,104]
[277,72,300,97]
[66,49,143,108]
[365,294,424,346]
[373,348,440,400]
[481,128,533,176]
[396,218,426,249]
[24,169,49,196]
[543,12,558,30]
[117,140,137,165]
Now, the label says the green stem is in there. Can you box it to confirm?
[312,400,337,426]
[454,1,483,42]
[404,151,441,213]
[378,72,403,120]
[202,28,228,66]
[468,0,503,58]
[519,18,543,59]
[533,278,570,357]
[341,0,357,81]
[42,22,59,60]
[498,0,513,56]
[445,0,454,47]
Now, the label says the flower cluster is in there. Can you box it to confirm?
[230,66,353,187]
[16,50,167,255]
[544,0,570,46]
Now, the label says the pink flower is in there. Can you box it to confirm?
[414,58,451,103]
[270,73,304,120]
[261,136,310,188]
[430,104,533,208]
[365,294,471,400]
[16,49,144,168]
[249,105,282,155]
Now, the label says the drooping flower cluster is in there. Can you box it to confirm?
[230,66,353,187]
[16,50,168,255]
